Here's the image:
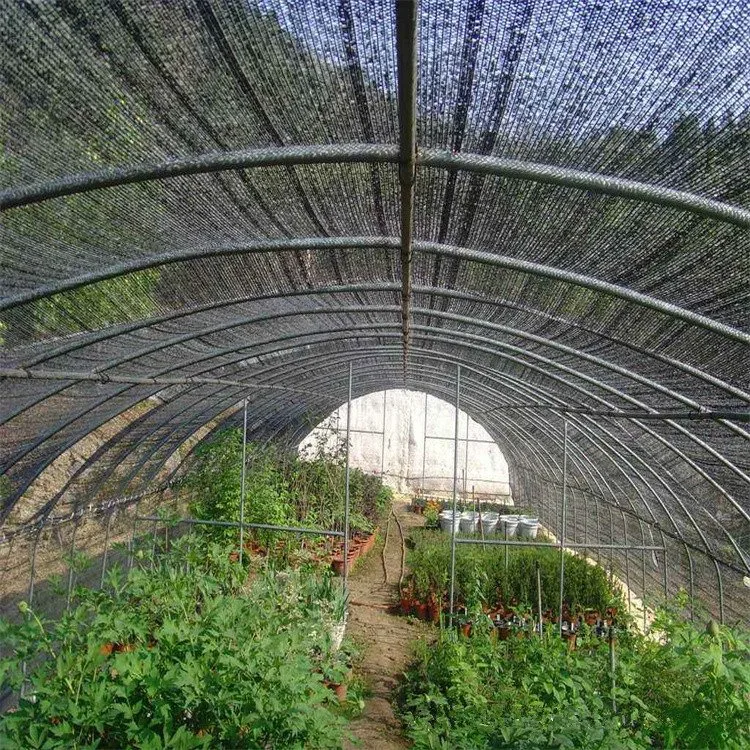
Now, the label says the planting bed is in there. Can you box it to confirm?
[399,603,750,749]
[0,535,362,748]
[400,529,619,632]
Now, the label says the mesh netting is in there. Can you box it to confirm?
[0,0,748,622]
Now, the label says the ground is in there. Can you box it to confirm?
[344,497,428,749]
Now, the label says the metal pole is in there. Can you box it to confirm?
[239,397,248,566]
[640,520,648,632]
[609,627,617,713]
[463,415,469,499]
[558,420,568,637]
[685,542,695,620]
[135,515,345,537]
[421,392,428,491]
[449,364,461,626]
[505,524,509,572]
[100,511,114,588]
[343,362,353,585]
[380,390,387,478]
[713,558,725,624]
[20,528,42,698]
[536,560,543,637]
[66,517,79,610]
[621,510,632,615]
[660,530,668,600]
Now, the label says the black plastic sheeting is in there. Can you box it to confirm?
[0,0,748,622]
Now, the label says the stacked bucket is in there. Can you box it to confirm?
[439,509,540,539]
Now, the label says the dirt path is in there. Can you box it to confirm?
[344,498,428,749]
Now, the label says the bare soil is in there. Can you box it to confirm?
[344,498,429,749]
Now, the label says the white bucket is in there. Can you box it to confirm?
[499,515,520,537]
[459,511,479,533]
[439,513,461,534]
[479,512,499,534]
[518,517,540,539]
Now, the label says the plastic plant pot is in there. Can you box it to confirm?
[479,512,499,534]
[499,515,520,537]
[517,517,539,539]
[415,602,428,620]
[439,513,461,534]
[459,511,479,533]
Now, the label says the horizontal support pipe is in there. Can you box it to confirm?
[454,538,664,551]
[0,366,331,399]
[490,405,750,422]
[427,434,511,444]
[2,145,747,228]
[135,515,344,537]
[3,236,745,347]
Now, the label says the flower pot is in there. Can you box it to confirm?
[331,557,345,576]
[498,515,520,537]
[415,602,428,620]
[439,511,461,534]
[496,625,511,641]
[427,599,441,624]
[460,622,472,637]
[459,512,479,533]
[517,517,540,539]
[400,596,414,615]
[228,551,240,563]
[99,642,115,656]
[479,512,499,534]
[584,610,600,626]
[563,631,577,651]
[333,681,348,702]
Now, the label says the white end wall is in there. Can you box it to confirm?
[299,389,511,499]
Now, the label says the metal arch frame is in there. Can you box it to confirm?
[15,281,746,404]
[7,324,750,536]
[51,302,744,429]
[2,350,748,604]
[92,312,750,512]
[2,146,748,229]
[116,353,741,573]
[3,236,748,347]
[4,326,748,536]
[9,277,744,486]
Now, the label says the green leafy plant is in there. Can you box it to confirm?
[0,536,355,749]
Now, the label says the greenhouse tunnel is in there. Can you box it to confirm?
[0,0,749,736]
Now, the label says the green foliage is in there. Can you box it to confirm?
[31,271,161,337]
[183,429,391,550]
[398,602,750,749]
[406,530,618,615]
[0,536,352,749]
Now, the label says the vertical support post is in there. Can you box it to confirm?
[421,392,428,492]
[463,415,469,499]
[343,362,353,585]
[536,561,543,638]
[21,528,43,697]
[621,510,632,615]
[713,558,725,625]
[239,397,248,566]
[608,506,615,585]
[684,542,695,621]
[504,523,508,572]
[659,530,668,600]
[640,521,648,632]
[100,511,114,588]
[609,627,617,713]
[380,390,387,478]
[448,364,461,626]
[66,517,79,610]
[558,420,568,637]
[150,518,158,569]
